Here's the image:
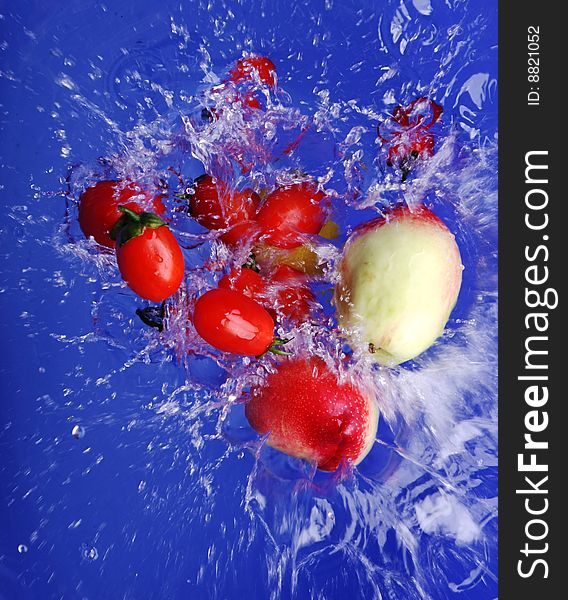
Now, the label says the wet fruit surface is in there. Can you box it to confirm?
[245,357,378,471]
[116,226,184,302]
[79,180,165,248]
[193,288,275,356]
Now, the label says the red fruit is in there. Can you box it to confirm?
[410,132,435,158]
[245,357,378,471]
[218,267,266,299]
[391,97,442,131]
[229,56,276,87]
[256,182,326,249]
[193,288,275,356]
[189,175,260,245]
[270,265,314,323]
[78,180,165,248]
[240,90,262,110]
[115,209,184,302]
[378,98,442,181]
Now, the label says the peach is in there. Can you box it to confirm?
[335,205,463,366]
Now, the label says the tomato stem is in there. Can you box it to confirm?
[242,253,260,273]
[136,302,166,332]
[266,336,293,357]
[268,347,293,356]
[118,206,141,221]
[111,206,167,246]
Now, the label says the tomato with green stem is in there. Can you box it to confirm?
[78,180,165,248]
[377,97,443,181]
[114,207,184,302]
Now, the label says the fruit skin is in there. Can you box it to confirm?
[335,205,462,366]
[115,220,184,303]
[189,175,260,245]
[78,180,165,248]
[229,56,276,87]
[193,288,275,356]
[218,267,266,299]
[256,182,326,249]
[245,357,378,471]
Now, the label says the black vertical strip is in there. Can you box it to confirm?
[499,1,562,596]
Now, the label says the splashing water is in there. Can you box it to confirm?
[1,1,497,599]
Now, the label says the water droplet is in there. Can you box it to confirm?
[72,425,85,439]
[81,544,99,561]
[17,544,28,554]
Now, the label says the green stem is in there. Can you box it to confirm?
[267,336,293,357]
[118,205,141,221]
[112,207,166,246]
[268,347,293,356]
[242,252,260,273]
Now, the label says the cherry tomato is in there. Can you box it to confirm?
[241,90,262,110]
[377,98,442,181]
[189,175,260,245]
[256,182,327,249]
[270,265,314,323]
[78,180,165,248]
[115,209,184,302]
[193,288,275,356]
[389,97,442,132]
[229,56,276,87]
[218,267,266,299]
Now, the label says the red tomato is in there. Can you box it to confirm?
[193,288,275,356]
[256,182,326,249]
[229,56,276,87]
[410,132,435,158]
[241,90,262,110]
[115,210,184,302]
[189,175,260,245]
[389,97,442,132]
[270,265,314,323]
[377,98,442,181]
[78,180,165,248]
[218,267,266,299]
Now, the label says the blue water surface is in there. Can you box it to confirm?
[1,1,497,598]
